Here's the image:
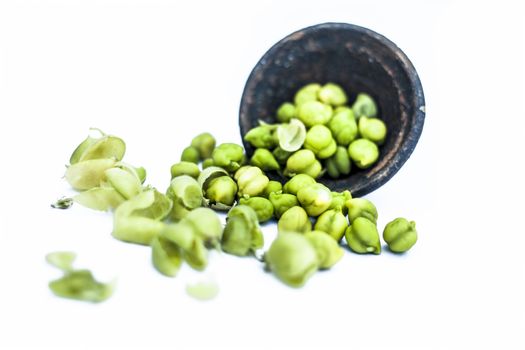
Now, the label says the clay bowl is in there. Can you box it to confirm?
[239,22,425,197]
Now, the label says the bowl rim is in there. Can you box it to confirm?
[239,22,426,196]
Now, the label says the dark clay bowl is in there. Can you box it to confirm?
[239,22,425,197]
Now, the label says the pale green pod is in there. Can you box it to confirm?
[318,83,347,106]
[296,183,332,217]
[105,167,142,199]
[166,175,203,221]
[163,222,208,270]
[244,125,278,149]
[277,206,312,233]
[328,190,352,215]
[170,161,201,179]
[348,139,379,169]
[186,280,219,301]
[221,205,264,256]
[197,166,229,189]
[76,133,126,163]
[325,146,351,179]
[113,215,166,245]
[135,166,147,184]
[269,192,299,219]
[234,166,269,198]
[327,107,358,146]
[276,102,297,123]
[239,196,274,223]
[69,132,101,165]
[314,208,348,241]
[204,175,238,210]
[73,187,126,211]
[250,148,280,171]
[383,217,418,253]
[212,143,245,172]
[185,207,223,244]
[191,132,216,159]
[262,180,283,198]
[277,118,307,152]
[283,174,317,195]
[129,189,173,220]
[304,230,345,269]
[49,269,114,303]
[265,232,319,288]
[181,146,200,163]
[65,158,116,190]
[294,83,321,105]
[352,92,378,119]
[345,217,381,254]
[46,251,76,272]
[297,100,333,127]
[272,146,292,165]
[358,117,387,145]
[284,149,322,179]
[114,162,146,184]
[151,236,182,277]
[304,125,337,159]
[346,197,378,224]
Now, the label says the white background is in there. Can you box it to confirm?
[1,1,524,349]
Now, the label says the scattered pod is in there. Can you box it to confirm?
[325,146,351,179]
[105,167,143,200]
[221,205,264,256]
[277,206,312,233]
[162,221,208,271]
[191,132,216,159]
[184,207,223,245]
[304,230,344,269]
[151,236,182,277]
[166,175,203,221]
[383,217,418,253]
[314,208,348,241]
[345,217,381,255]
[346,197,378,224]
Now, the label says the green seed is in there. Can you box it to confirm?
[304,125,337,159]
[284,149,322,179]
[212,143,245,172]
[191,132,216,159]
[166,175,203,221]
[297,100,333,127]
[325,146,351,178]
[204,175,237,210]
[328,190,352,215]
[162,221,208,271]
[269,192,299,219]
[345,217,381,254]
[277,206,312,233]
[304,230,344,269]
[181,146,200,163]
[294,83,321,105]
[170,161,201,179]
[346,197,378,224]
[276,102,297,123]
[296,183,332,217]
[358,117,387,145]
[105,167,143,200]
[70,130,126,164]
[244,125,278,149]
[250,148,280,171]
[318,83,347,106]
[234,166,269,198]
[283,174,316,195]
[352,93,378,119]
[262,180,283,198]
[221,205,263,256]
[327,107,358,146]
[348,139,379,169]
[272,146,293,165]
[314,208,348,241]
[383,217,417,253]
[202,158,215,169]
[239,196,274,223]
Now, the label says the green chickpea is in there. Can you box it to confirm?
[329,190,352,215]
[202,158,214,169]
[166,175,203,221]
[221,205,264,256]
[297,100,333,127]
[284,149,322,179]
[327,107,358,146]
[239,196,274,223]
[277,206,312,233]
[151,236,182,277]
[250,148,280,171]
[318,83,347,106]
[265,232,319,288]
[191,132,216,159]
[269,192,299,219]
[244,125,278,149]
[304,125,337,159]
[185,207,223,245]
[325,146,351,179]
[346,197,378,224]
[358,117,387,145]
[345,217,381,254]
[348,139,379,169]
[204,175,237,209]
[262,180,283,198]
[170,161,201,179]
[296,183,332,217]
[294,83,321,106]
[383,218,417,253]
[314,208,348,241]
[181,146,200,163]
[277,102,297,123]
[283,174,316,195]
[352,92,378,119]
[304,230,344,269]
[212,143,245,172]
[234,166,269,198]
[272,146,292,165]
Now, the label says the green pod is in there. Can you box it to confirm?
[345,217,381,254]
[276,102,297,123]
[191,132,216,159]
[304,125,337,159]
[296,183,333,217]
[49,269,114,303]
[297,100,333,127]
[162,222,208,271]
[277,118,307,152]
[166,175,203,221]
[244,125,278,149]
[304,230,345,269]
[105,167,143,199]
[269,192,299,219]
[151,236,182,277]
[294,83,321,106]
[185,207,223,245]
[383,218,418,253]
[314,208,348,241]
[318,83,348,106]
[73,186,126,211]
[181,146,200,163]
[239,196,274,223]
[204,175,238,210]
[170,161,201,179]
[65,158,116,191]
[265,232,319,288]
[327,107,358,146]
[212,143,245,172]
[346,197,378,224]
[70,129,126,164]
[325,146,351,179]
[250,148,280,171]
[262,180,283,198]
[348,139,379,169]
[69,132,100,165]
[135,166,147,184]
[352,92,378,119]
[234,166,269,198]
[328,190,352,215]
[221,205,264,256]
[284,149,322,179]
[283,174,316,195]
[277,206,312,233]
[358,117,387,145]
[272,146,292,165]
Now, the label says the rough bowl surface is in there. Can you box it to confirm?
[239,22,425,196]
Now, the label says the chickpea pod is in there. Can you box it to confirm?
[212,143,245,172]
[296,183,333,217]
[276,102,297,123]
[166,175,203,221]
[277,206,312,233]
[221,205,264,256]
[304,125,337,159]
[104,167,143,200]
[297,100,333,127]
[65,158,116,191]
[250,148,280,171]
[239,197,274,223]
[162,221,208,270]
[345,217,381,254]
[151,236,182,277]
[234,166,269,198]
[170,161,201,179]
[304,230,344,269]
[318,83,348,106]
[190,132,216,159]
[284,149,322,179]
[352,92,378,119]
[358,117,387,145]
[383,217,418,253]
[314,208,348,241]
[184,207,224,245]
[283,174,316,195]
[325,146,351,178]
[269,192,299,219]
[69,128,126,165]
[346,197,378,224]
[348,138,379,169]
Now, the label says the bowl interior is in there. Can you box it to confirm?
[239,23,425,196]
